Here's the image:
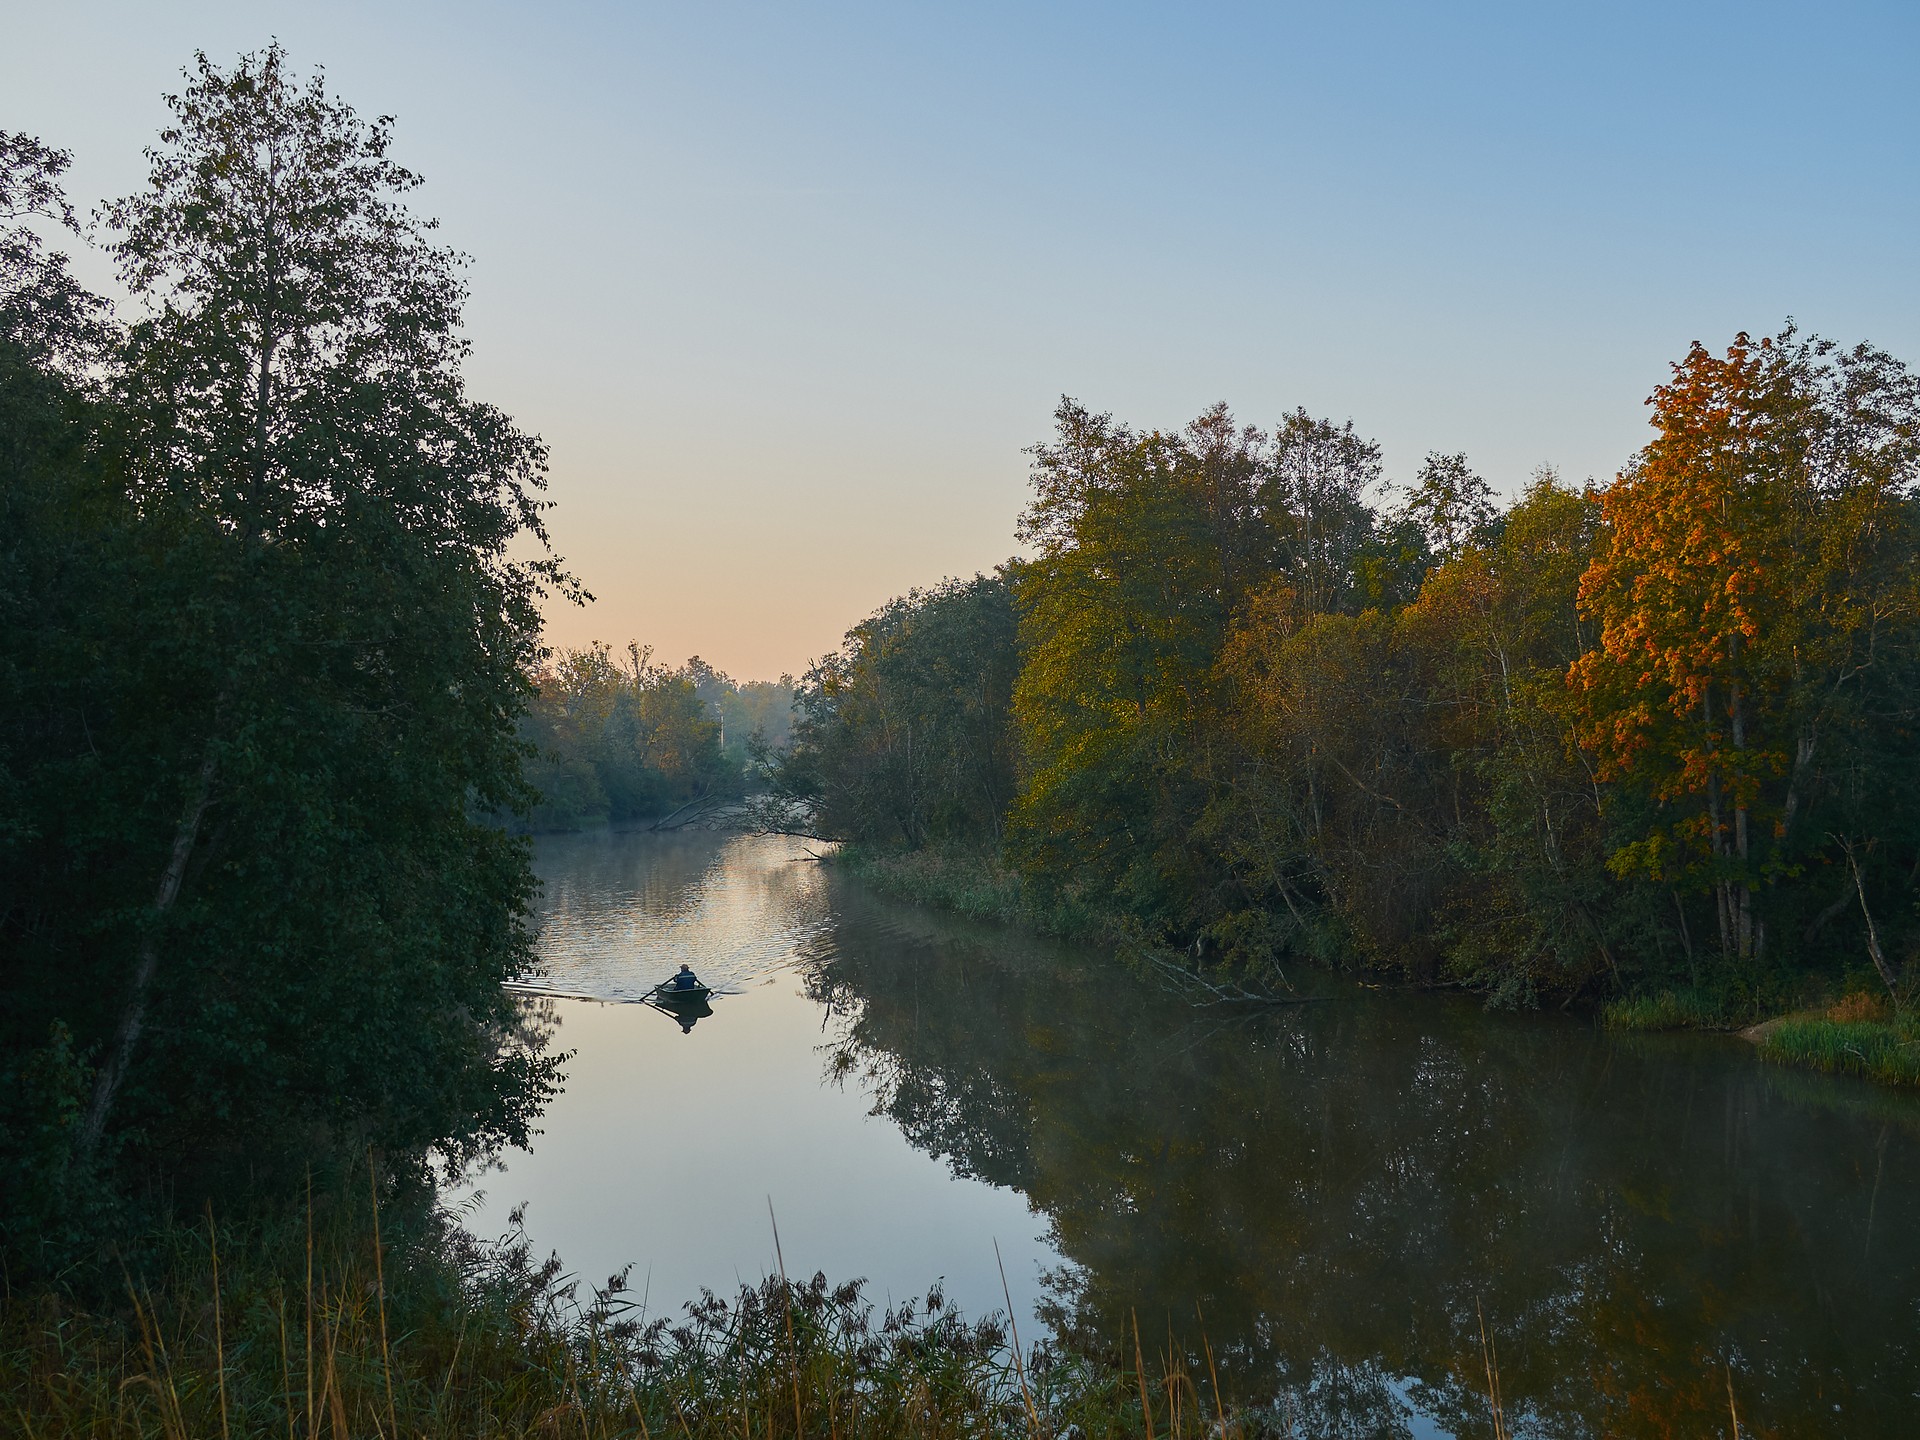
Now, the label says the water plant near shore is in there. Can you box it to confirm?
[5,1176,1784,1440]
[1758,999,1920,1089]
[1600,988,1743,1032]
[0,1178,1143,1440]
[836,846,1103,943]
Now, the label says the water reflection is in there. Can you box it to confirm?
[646,990,717,1033]
[465,830,1059,1339]
[802,877,1920,1439]
[490,832,1920,1437]
[527,828,834,1002]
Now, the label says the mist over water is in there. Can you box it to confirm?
[466,830,1920,1438]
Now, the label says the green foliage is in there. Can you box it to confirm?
[519,643,749,830]
[1601,989,1741,1032]
[1007,402,1422,941]
[1204,473,1620,989]
[774,574,1018,849]
[1760,1008,1920,1087]
[804,351,1920,1032]
[1,48,563,1265]
[1027,362,1920,1015]
[1211,599,1448,972]
[1010,403,1257,933]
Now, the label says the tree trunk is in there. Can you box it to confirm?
[1848,845,1901,1001]
[1805,877,1859,942]
[1727,672,1753,961]
[1703,685,1733,960]
[1672,890,1697,985]
[1780,732,1816,843]
[76,745,219,1163]
[1707,780,1733,960]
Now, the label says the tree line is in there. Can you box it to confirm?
[0,50,566,1259]
[520,642,792,830]
[776,341,1920,1013]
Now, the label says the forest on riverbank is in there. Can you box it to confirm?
[517,643,792,830]
[767,337,1920,1070]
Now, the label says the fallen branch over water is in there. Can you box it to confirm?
[652,794,725,831]
[1136,951,1335,1009]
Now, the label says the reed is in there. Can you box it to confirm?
[2,1184,1767,1438]
[1600,988,1738,1032]
[1759,1009,1920,1088]
[0,1181,1150,1440]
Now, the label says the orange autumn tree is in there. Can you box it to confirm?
[1571,329,1920,974]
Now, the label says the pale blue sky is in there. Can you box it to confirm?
[7,2,1916,677]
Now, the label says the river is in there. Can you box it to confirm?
[455,827,1920,1438]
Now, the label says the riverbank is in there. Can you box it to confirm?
[835,844,1102,941]
[1,1180,1141,1440]
[1603,989,1920,1087]
[832,843,1223,987]
[7,1186,1779,1440]
[839,844,1920,1091]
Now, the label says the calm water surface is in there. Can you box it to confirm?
[460,829,1920,1438]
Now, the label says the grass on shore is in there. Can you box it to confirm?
[4,1176,1772,1440]
[1601,988,1741,1033]
[835,846,1111,945]
[1757,993,1920,1089]
[847,845,1920,1096]
[0,1174,1165,1440]
[1606,986,1920,1088]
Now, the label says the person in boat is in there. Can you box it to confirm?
[671,964,701,992]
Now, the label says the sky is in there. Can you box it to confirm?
[6,2,1917,680]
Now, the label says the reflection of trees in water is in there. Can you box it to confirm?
[534,829,736,929]
[800,886,1920,1439]
[531,833,830,992]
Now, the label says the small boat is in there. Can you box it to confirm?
[652,980,713,1006]
[647,977,716,1033]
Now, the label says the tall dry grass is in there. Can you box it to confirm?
[1,1169,1153,1440]
[8,1167,1740,1439]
